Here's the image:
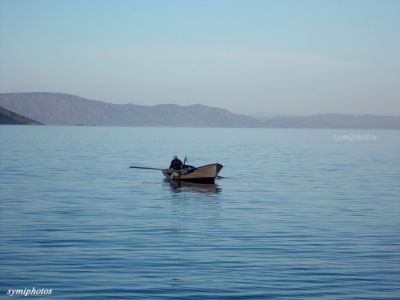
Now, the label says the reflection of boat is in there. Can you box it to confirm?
[162,163,223,184]
[166,179,221,194]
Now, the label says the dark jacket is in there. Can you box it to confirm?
[169,158,183,170]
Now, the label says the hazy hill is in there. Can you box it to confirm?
[0,106,42,125]
[260,114,400,129]
[0,92,399,129]
[0,93,260,127]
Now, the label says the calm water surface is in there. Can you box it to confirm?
[1,126,399,299]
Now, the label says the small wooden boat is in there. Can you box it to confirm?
[162,163,223,184]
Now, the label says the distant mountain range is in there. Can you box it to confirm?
[0,92,399,129]
[0,105,42,125]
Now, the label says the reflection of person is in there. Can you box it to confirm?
[169,155,183,170]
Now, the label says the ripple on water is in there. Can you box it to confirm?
[1,127,399,299]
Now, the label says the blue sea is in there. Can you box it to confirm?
[1,126,399,299]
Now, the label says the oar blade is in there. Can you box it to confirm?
[129,166,164,171]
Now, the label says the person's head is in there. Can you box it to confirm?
[173,155,177,160]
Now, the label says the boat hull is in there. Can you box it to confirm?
[162,163,223,184]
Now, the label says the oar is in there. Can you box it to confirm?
[129,166,165,171]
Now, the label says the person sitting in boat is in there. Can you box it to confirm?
[169,155,183,170]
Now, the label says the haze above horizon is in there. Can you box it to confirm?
[0,0,399,116]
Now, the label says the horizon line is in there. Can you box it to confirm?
[1,91,399,118]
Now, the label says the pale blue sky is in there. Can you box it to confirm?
[0,0,399,115]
